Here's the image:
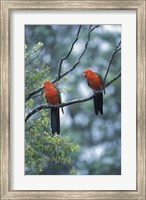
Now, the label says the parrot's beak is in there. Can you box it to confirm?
[83,73,86,77]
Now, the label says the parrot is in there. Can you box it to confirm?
[43,81,63,135]
[83,69,103,115]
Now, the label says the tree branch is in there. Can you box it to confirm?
[105,72,121,88]
[25,71,120,122]
[58,25,82,78]
[52,25,100,84]
[89,25,100,32]
[78,25,100,61]
[25,87,43,102]
[103,40,121,85]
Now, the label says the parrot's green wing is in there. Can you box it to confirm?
[55,87,62,104]
[98,73,103,83]
[55,86,64,114]
[94,72,103,84]
[94,72,106,94]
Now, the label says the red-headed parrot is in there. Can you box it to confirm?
[43,81,63,135]
[83,69,103,115]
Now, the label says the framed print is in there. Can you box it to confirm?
[0,0,145,199]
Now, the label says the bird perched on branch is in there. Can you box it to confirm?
[83,69,103,115]
[43,81,63,135]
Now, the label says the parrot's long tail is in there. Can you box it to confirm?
[93,92,103,115]
[51,108,60,135]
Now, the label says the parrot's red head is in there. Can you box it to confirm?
[83,69,94,79]
[43,81,53,89]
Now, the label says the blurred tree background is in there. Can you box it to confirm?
[25,25,121,175]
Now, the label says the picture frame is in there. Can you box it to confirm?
[0,0,145,199]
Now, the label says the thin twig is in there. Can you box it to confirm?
[31,90,43,99]
[89,25,100,32]
[78,25,100,61]
[103,41,121,85]
[25,72,120,122]
[58,25,82,78]
[25,87,43,102]
[52,25,100,84]
[105,72,121,88]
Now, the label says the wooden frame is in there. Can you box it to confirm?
[0,0,145,199]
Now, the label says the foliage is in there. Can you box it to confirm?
[25,25,121,175]
[25,109,79,175]
[25,132,79,175]
[25,113,79,175]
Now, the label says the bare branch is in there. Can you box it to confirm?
[103,40,121,85]
[105,72,121,88]
[78,25,100,61]
[89,25,100,32]
[25,96,92,122]
[25,87,43,102]
[58,25,82,78]
[31,90,44,99]
[25,71,120,122]
[52,25,100,84]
